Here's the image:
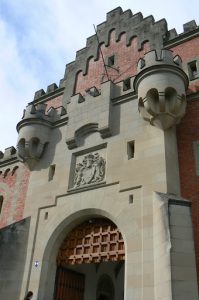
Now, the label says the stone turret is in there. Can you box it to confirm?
[16,103,66,170]
[134,49,189,129]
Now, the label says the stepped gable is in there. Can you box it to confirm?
[63,7,168,103]
[165,20,199,42]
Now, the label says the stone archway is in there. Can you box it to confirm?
[54,217,125,300]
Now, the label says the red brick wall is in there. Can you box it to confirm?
[172,37,199,61]
[0,164,30,228]
[171,37,199,94]
[177,99,199,283]
[45,95,63,111]
[174,36,199,283]
[0,94,63,229]
[75,31,150,95]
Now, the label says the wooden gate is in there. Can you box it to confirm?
[54,267,85,300]
[57,218,125,265]
[55,218,125,300]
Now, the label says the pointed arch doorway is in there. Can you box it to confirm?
[54,218,125,300]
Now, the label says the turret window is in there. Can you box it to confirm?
[188,61,198,80]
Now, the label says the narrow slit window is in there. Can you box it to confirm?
[127,141,135,159]
[129,194,134,204]
[123,78,131,91]
[44,212,48,220]
[107,55,115,67]
[48,164,56,181]
[0,196,3,214]
[188,61,198,79]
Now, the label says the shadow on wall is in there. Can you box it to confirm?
[17,127,62,172]
[34,127,62,171]
[0,217,31,300]
[76,105,121,149]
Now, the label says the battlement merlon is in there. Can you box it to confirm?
[0,146,18,166]
[137,49,183,71]
[16,103,67,132]
[135,49,188,89]
[33,80,66,102]
[164,20,199,46]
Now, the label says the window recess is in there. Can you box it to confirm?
[123,78,131,91]
[188,61,198,80]
[0,196,3,214]
[107,55,115,67]
[127,140,135,159]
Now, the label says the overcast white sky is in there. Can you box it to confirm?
[0,0,199,152]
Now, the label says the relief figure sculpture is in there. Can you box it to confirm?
[73,153,106,188]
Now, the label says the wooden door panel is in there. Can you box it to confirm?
[54,267,85,300]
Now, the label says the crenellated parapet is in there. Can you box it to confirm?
[134,49,189,129]
[33,81,66,101]
[66,81,115,149]
[19,103,66,123]
[63,7,168,104]
[16,103,66,170]
[164,20,199,45]
[0,147,18,166]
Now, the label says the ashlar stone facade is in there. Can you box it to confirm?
[0,7,199,300]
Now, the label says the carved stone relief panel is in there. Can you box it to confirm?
[70,145,106,189]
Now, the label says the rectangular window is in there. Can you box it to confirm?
[123,78,131,91]
[107,55,115,67]
[127,140,135,159]
[129,194,134,204]
[188,61,198,80]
